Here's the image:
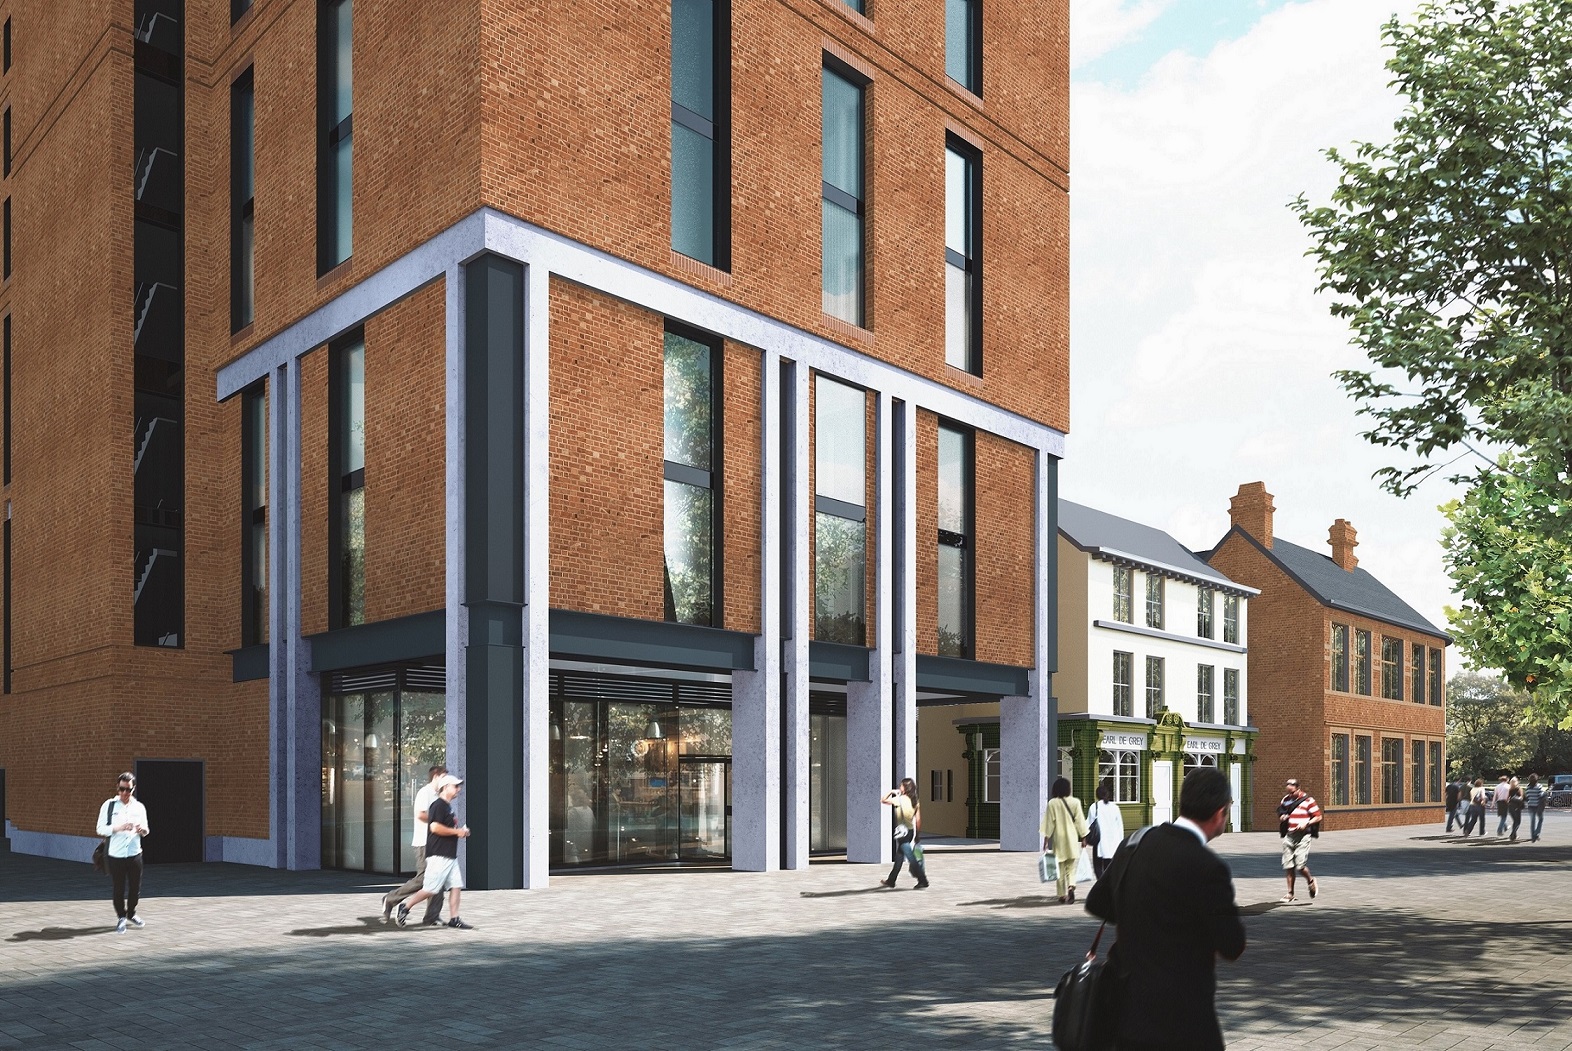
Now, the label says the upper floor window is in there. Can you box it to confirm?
[328,331,365,628]
[3,18,10,73]
[671,0,729,269]
[4,107,11,178]
[231,69,255,331]
[814,376,866,644]
[1144,573,1163,630]
[1354,629,1372,695]
[3,313,9,487]
[821,61,866,326]
[1411,740,1425,805]
[1111,565,1132,623]
[241,382,268,645]
[1144,655,1164,717]
[1381,737,1403,803]
[1380,636,1403,700]
[663,326,719,626]
[944,140,980,373]
[1196,664,1215,723]
[945,0,979,94]
[936,422,973,657]
[1331,622,1349,692]
[1411,642,1425,704]
[1223,667,1239,725]
[1197,586,1215,639]
[1428,648,1442,705]
[1112,650,1133,717]
[1222,593,1239,644]
[317,0,353,273]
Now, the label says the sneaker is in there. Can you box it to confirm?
[115,918,127,933]
[396,904,411,928]
[128,915,146,928]
[446,916,474,930]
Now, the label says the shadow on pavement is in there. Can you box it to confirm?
[286,916,431,938]
[956,894,1067,910]
[0,847,394,904]
[798,886,890,898]
[7,924,121,942]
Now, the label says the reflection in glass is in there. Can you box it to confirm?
[672,123,716,264]
[938,543,966,657]
[810,712,847,853]
[342,484,365,626]
[821,70,862,198]
[821,198,862,324]
[821,67,863,325]
[946,0,975,90]
[815,512,866,644]
[814,377,865,506]
[938,426,967,533]
[671,0,715,118]
[945,261,969,370]
[663,332,711,471]
[664,480,713,626]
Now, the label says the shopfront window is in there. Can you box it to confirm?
[1098,749,1139,803]
[810,704,847,853]
[1183,751,1218,780]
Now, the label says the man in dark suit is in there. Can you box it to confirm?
[1085,767,1246,1051]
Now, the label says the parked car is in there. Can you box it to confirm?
[1549,775,1572,808]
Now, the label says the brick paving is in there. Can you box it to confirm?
[2,814,1570,1050]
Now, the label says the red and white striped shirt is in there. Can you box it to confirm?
[1283,794,1321,833]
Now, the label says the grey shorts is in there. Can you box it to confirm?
[1281,833,1312,870]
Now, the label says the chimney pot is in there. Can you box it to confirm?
[1329,518,1359,571]
[1229,482,1275,548]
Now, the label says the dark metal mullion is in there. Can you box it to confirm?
[945,247,968,270]
[663,460,711,489]
[328,113,353,146]
[671,102,714,139]
[821,181,862,216]
[814,494,865,523]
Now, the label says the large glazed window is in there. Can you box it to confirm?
[945,0,979,93]
[663,327,718,626]
[936,422,973,657]
[329,332,365,628]
[1410,642,1425,704]
[944,141,980,372]
[241,382,268,645]
[671,0,729,268]
[317,0,352,273]
[1098,749,1140,803]
[1428,649,1442,705]
[814,376,866,644]
[821,63,866,325]
[231,69,255,330]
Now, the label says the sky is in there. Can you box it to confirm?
[1061,0,1463,640]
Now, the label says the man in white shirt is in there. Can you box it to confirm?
[382,765,447,925]
[96,772,151,933]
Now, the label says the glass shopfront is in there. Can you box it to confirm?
[321,667,446,874]
[809,700,848,854]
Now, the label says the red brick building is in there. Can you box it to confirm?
[0,0,1069,885]
[1205,483,1449,831]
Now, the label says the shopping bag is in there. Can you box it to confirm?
[1038,850,1058,883]
[1074,846,1096,884]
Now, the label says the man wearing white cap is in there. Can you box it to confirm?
[397,774,474,930]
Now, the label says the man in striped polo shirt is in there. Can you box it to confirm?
[1277,778,1323,903]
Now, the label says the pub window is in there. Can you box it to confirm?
[983,748,1000,803]
[1098,749,1140,803]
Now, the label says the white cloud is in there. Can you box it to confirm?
[1071,0,1178,69]
[1064,0,1464,639]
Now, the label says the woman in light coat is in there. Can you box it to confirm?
[1040,776,1089,904]
[1087,779,1126,879]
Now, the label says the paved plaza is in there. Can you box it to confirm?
[3,813,1571,1050]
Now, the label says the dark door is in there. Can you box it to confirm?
[135,760,204,863]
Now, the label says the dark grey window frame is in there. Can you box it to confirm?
[316,0,352,275]
[1355,733,1372,804]
[936,420,974,659]
[1381,736,1403,803]
[327,328,365,630]
[4,106,11,177]
[1410,642,1424,705]
[232,0,253,23]
[231,67,255,332]
[663,320,723,627]
[2,516,8,693]
[3,18,10,73]
[944,136,981,374]
[669,0,731,270]
[1428,648,1442,705]
[821,56,868,328]
[1331,732,1349,805]
[1331,622,1349,692]
[240,381,267,646]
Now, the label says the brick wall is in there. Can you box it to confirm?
[973,429,1034,666]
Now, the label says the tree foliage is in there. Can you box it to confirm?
[1293,0,1572,717]
[1445,672,1537,776]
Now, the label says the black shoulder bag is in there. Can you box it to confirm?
[1051,825,1151,1051]
[92,800,116,874]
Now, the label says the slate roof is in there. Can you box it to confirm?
[1058,500,1256,595]
[1215,527,1449,641]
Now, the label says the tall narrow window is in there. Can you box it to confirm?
[1355,734,1372,804]
[2,517,8,693]
[4,107,11,177]
[1144,573,1163,629]
[1354,628,1371,695]
[1331,623,1349,691]
[240,382,268,645]
[3,18,10,73]
[821,62,865,326]
[936,422,973,657]
[1196,665,1215,723]
[317,0,353,273]
[1111,565,1132,623]
[1223,667,1239,725]
[815,376,866,643]
[1112,651,1133,717]
[945,0,979,93]
[1197,586,1215,639]
[1330,733,1349,805]
[1381,636,1402,699]
[1412,739,1425,804]
[1428,649,1442,705]
[328,331,365,628]
[671,0,729,269]
[231,69,255,331]
[664,326,719,626]
[1381,737,1403,803]
[1429,741,1442,800]
[3,197,10,278]
[1223,594,1239,643]
[1144,655,1164,717]
[944,140,980,373]
[1411,642,1424,704]
[3,314,9,486]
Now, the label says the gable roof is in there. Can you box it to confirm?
[1058,499,1256,595]
[1212,526,1450,641]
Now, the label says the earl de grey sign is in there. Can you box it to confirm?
[1184,737,1225,754]
[1101,731,1148,750]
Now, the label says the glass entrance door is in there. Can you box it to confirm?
[679,758,730,860]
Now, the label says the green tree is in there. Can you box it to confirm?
[1445,672,1537,777]
[1292,0,1572,716]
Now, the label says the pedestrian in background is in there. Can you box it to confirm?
[382,764,447,925]
[1087,779,1124,879]
[1464,778,1488,836]
[397,775,475,930]
[1040,776,1088,904]
[1524,774,1548,843]
[878,777,929,890]
[1277,778,1321,903]
[96,772,151,933]
[1494,774,1512,835]
[1444,777,1463,833]
[1507,776,1525,841]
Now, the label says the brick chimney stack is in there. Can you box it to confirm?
[1229,482,1275,548]
[1329,518,1359,571]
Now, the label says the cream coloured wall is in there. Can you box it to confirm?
[915,701,1000,837]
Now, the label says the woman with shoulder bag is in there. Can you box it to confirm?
[878,778,929,889]
[1087,780,1125,880]
[1040,777,1090,904]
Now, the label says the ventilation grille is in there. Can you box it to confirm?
[555,670,731,708]
[328,661,445,696]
